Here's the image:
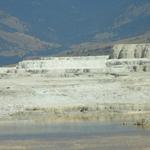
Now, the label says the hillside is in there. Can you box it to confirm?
[61,32,150,56]
[0,10,61,65]
[0,0,150,64]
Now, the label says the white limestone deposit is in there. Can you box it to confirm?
[0,44,150,120]
[111,44,150,59]
[106,58,150,73]
[0,73,150,118]
[18,56,108,69]
[16,56,108,76]
[0,67,16,74]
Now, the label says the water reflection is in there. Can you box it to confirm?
[0,121,149,150]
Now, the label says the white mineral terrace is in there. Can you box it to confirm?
[111,43,150,59]
[17,56,108,70]
[0,44,150,119]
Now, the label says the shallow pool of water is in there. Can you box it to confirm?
[0,121,149,150]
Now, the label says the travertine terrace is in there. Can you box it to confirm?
[0,44,150,124]
[111,44,150,59]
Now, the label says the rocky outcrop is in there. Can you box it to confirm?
[111,44,150,59]
[107,44,150,73]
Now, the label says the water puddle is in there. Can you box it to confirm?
[0,121,149,150]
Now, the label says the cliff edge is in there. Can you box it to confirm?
[110,44,150,59]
